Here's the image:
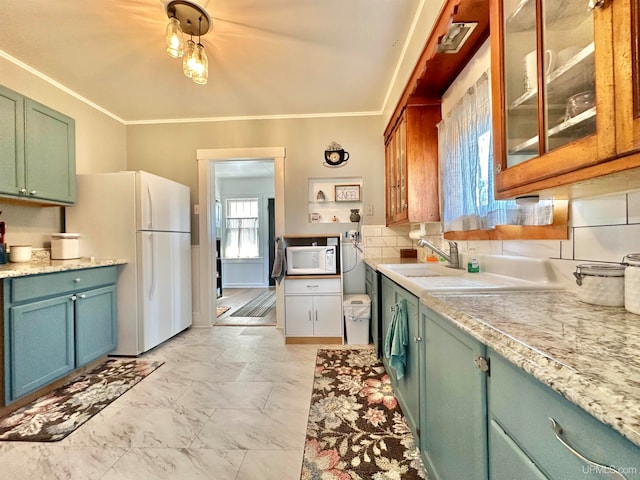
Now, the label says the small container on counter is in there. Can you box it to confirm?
[9,245,32,263]
[573,263,625,307]
[51,233,80,259]
[623,253,640,314]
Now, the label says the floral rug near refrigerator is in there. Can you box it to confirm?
[0,359,163,442]
[301,348,426,479]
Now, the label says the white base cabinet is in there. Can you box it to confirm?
[284,277,343,342]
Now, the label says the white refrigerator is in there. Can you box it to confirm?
[66,171,192,356]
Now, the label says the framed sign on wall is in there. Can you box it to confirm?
[335,184,361,202]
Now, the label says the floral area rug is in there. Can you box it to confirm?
[0,359,163,442]
[301,348,426,479]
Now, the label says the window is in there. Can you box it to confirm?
[224,198,259,258]
[438,71,553,232]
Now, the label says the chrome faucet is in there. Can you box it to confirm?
[417,238,460,269]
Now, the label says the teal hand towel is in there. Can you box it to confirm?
[384,299,408,380]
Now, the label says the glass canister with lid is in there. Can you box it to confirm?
[573,263,626,307]
[623,253,640,314]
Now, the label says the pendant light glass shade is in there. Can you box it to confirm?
[165,17,184,58]
[182,39,197,77]
[164,0,211,85]
[191,43,208,85]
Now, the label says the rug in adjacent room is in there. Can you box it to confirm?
[301,348,426,479]
[230,290,276,317]
[0,358,163,442]
[217,305,231,317]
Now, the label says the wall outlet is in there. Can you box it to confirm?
[194,204,200,215]
[366,204,374,215]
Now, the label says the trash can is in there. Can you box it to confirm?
[343,294,371,345]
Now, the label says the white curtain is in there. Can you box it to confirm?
[224,198,259,258]
[438,71,553,232]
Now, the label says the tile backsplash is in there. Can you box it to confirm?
[360,190,640,288]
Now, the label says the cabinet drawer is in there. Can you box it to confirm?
[11,266,117,303]
[285,278,341,294]
[488,351,640,479]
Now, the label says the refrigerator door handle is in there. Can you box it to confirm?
[147,234,155,299]
[146,183,154,229]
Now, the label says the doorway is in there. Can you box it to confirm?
[196,147,286,329]
[212,160,276,326]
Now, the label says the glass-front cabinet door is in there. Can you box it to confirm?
[614,0,640,154]
[491,0,616,198]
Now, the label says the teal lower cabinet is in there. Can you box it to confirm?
[489,419,548,480]
[421,305,488,480]
[488,350,640,480]
[10,295,75,400]
[3,266,118,405]
[380,275,422,443]
[74,284,117,367]
[365,264,381,357]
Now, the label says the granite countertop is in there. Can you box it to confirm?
[0,250,127,279]
[420,291,640,447]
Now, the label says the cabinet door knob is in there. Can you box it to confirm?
[78,294,86,299]
[414,336,422,342]
[549,418,627,480]
[29,190,37,196]
[18,188,27,194]
[306,284,319,289]
[588,0,605,10]
[70,295,77,301]
[74,277,81,283]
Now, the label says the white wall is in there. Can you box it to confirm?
[126,115,386,243]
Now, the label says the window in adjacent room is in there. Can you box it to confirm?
[224,198,259,258]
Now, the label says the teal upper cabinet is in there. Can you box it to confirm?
[24,99,75,203]
[0,85,75,205]
[0,85,25,195]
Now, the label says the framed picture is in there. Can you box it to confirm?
[334,184,360,202]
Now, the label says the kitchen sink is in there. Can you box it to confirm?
[377,255,565,296]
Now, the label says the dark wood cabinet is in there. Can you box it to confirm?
[384,104,441,226]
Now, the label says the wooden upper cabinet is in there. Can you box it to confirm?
[614,0,640,154]
[385,104,441,226]
[490,0,618,198]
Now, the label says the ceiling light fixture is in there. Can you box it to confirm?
[164,0,211,85]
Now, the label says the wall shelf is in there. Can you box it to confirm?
[308,176,362,224]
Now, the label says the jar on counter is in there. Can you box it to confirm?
[623,254,640,314]
[573,263,625,307]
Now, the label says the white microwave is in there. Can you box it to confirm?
[286,245,337,275]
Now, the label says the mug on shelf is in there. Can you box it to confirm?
[523,49,555,92]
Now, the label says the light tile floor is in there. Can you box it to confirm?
[0,325,335,480]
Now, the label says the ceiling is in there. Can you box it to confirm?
[0,0,426,124]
